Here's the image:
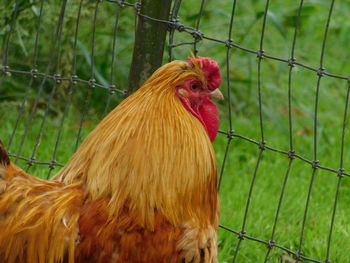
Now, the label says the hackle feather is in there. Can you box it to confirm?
[55,60,218,229]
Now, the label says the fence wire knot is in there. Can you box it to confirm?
[49,160,56,170]
[317,67,325,77]
[109,85,117,94]
[296,250,303,260]
[89,79,96,88]
[54,74,62,84]
[2,66,11,76]
[267,240,275,249]
[191,30,203,41]
[227,129,235,139]
[27,157,35,167]
[31,69,38,78]
[168,19,185,32]
[312,160,320,169]
[174,22,185,32]
[288,58,296,68]
[225,39,233,48]
[337,168,344,178]
[259,140,266,150]
[238,230,246,240]
[117,0,126,8]
[120,89,127,96]
[288,150,295,159]
[134,2,141,14]
[256,49,265,59]
[71,75,78,85]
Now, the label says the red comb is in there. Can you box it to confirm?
[187,56,222,91]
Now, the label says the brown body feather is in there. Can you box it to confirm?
[0,60,219,262]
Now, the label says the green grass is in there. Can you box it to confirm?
[2,0,350,262]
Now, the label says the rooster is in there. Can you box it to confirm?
[0,56,223,263]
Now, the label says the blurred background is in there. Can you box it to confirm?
[1,0,350,262]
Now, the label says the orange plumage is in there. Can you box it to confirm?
[0,57,222,262]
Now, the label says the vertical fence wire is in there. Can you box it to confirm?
[103,4,121,117]
[231,148,264,263]
[2,0,20,67]
[13,0,67,168]
[46,0,85,179]
[193,0,205,56]
[217,0,237,192]
[297,1,335,261]
[232,1,270,262]
[26,0,69,173]
[263,159,293,263]
[6,0,45,152]
[263,1,304,261]
[324,80,350,262]
[74,1,101,151]
[168,0,182,62]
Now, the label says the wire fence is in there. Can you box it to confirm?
[1,0,349,262]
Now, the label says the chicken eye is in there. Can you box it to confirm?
[191,84,198,90]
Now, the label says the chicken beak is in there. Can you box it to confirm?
[209,89,224,100]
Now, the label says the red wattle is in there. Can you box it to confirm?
[178,96,219,142]
[198,97,219,142]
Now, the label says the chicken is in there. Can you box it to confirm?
[0,56,223,263]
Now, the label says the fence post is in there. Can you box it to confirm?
[127,0,173,94]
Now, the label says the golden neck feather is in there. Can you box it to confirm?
[55,60,218,228]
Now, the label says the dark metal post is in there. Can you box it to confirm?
[128,0,173,94]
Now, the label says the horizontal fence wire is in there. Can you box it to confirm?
[1,0,349,262]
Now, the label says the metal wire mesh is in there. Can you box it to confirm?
[1,0,349,262]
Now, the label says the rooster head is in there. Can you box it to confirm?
[138,56,223,142]
[176,57,223,141]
